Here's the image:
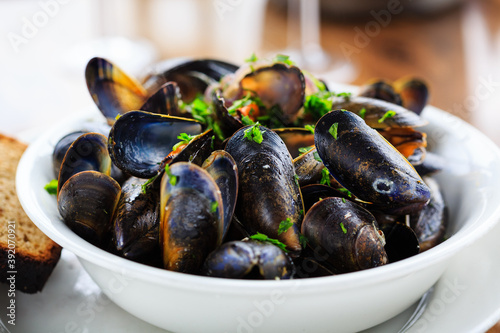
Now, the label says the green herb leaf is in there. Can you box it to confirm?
[44,179,58,195]
[304,124,315,134]
[278,218,293,235]
[329,122,338,139]
[304,94,333,120]
[337,187,353,198]
[181,95,213,125]
[172,133,196,151]
[342,198,346,203]
[249,232,288,252]
[336,92,352,98]
[378,110,396,123]
[320,167,331,187]
[243,122,264,144]
[164,164,178,186]
[359,108,366,119]
[313,151,322,162]
[299,233,308,248]
[273,54,294,66]
[211,201,218,213]
[141,174,159,194]
[298,146,312,154]
[245,52,258,63]
[340,222,347,234]
[241,115,255,126]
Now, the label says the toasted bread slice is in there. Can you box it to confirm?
[0,134,62,293]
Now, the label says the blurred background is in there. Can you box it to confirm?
[1,0,500,145]
[1,0,500,331]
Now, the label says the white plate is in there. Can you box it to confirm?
[1,215,500,333]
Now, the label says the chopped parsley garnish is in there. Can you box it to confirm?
[172,133,196,151]
[329,122,338,139]
[378,110,396,123]
[164,164,177,186]
[337,187,353,198]
[211,201,218,213]
[303,70,326,91]
[359,108,366,119]
[340,222,347,234]
[245,52,258,63]
[304,124,315,134]
[243,122,264,144]
[313,150,322,162]
[249,232,288,252]
[337,92,352,98]
[298,146,312,154]
[44,179,58,195]
[342,198,346,203]
[299,233,308,248]
[278,218,293,235]
[141,174,159,194]
[273,54,294,66]
[303,91,352,121]
[320,167,331,186]
[227,93,263,116]
[241,115,255,126]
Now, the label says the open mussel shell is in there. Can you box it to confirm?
[237,63,305,126]
[142,59,239,102]
[202,240,294,280]
[162,129,214,168]
[58,170,121,247]
[202,150,238,239]
[225,125,304,253]
[315,110,431,215]
[53,130,87,178]
[300,184,344,213]
[139,81,183,117]
[331,96,427,129]
[394,78,429,115]
[410,177,447,251]
[301,197,388,273]
[112,177,161,265]
[57,132,111,195]
[274,128,315,159]
[108,111,202,178]
[160,162,224,274]
[85,57,147,123]
[379,222,420,262]
[358,80,403,106]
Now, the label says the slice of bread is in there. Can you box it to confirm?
[0,134,62,293]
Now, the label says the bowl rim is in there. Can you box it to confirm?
[16,105,500,295]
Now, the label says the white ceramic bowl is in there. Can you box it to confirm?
[17,106,500,333]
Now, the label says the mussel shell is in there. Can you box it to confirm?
[202,150,238,240]
[331,96,427,129]
[202,240,294,280]
[380,222,420,262]
[225,125,304,253]
[108,111,202,178]
[112,177,161,264]
[293,148,324,187]
[414,152,446,177]
[53,131,87,178]
[160,162,223,273]
[57,132,111,195]
[394,78,429,115]
[139,81,183,117]
[274,128,315,159]
[315,110,431,215]
[301,197,388,273]
[410,177,447,251]
[212,90,244,139]
[358,80,403,106]
[58,170,121,247]
[143,59,238,102]
[238,63,305,125]
[85,57,147,123]
[161,129,214,168]
[300,184,343,213]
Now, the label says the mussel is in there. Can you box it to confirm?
[302,197,388,273]
[314,110,431,214]
[160,162,224,273]
[225,125,304,253]
[202,239,294,279]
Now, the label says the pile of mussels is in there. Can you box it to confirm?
[52,55,447,279]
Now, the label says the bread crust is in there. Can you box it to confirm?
[0,133,62,293]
